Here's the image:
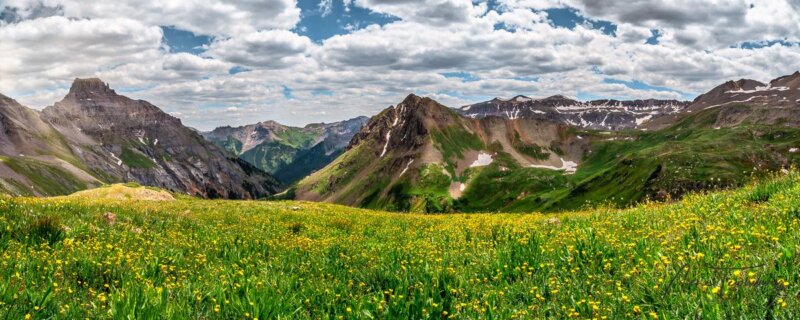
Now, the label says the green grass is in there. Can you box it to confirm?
[454,109,800,212]
[240,142,300,174]
[273,127,321,149]
[119,147,157,169]
[1,173,800,319]
[430,125,484,164]
[0,156,88,196]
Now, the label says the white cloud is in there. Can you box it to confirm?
[0,0,799,129]
[0,15,163,97]
[8,0,301,36]
[205,30,314,68]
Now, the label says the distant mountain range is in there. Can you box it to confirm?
[458,95,689,130]
[290,72,800,212]
[202,116,368,185]
[0,78,280,198]
[1,72,799,210]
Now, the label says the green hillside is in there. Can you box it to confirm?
[1,174,799,318]
[458,106,800,212]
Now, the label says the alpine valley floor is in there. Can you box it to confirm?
[1,173,799,319]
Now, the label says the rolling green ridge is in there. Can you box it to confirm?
[300,102,800,214]
[455,107,800,212]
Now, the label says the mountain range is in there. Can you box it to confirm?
[0,78,280,198]
[290,72,800,212]
[1,72,798,211]
[202,116,367,185]
[458,95,689,130]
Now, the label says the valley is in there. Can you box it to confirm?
[3,1,799,318]
[1,72,799,214]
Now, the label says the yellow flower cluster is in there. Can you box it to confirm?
[0,173,799,318]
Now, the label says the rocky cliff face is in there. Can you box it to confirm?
[458,95,689,130]
[0,78,280,198]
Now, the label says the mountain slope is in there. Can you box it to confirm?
[294,94,587,212]
[202,116,367,184]
[0,93,101,195]
[294,74,800,212]
[0,78,280,198]
[459,95,689,130]
[646,72,800,129]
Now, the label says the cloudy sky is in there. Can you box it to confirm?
[1,0,799,130]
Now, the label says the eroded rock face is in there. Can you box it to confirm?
[37,78,281,199]
[458,95,690,130]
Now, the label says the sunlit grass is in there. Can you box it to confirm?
[1,173,799,318]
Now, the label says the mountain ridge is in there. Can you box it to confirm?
[202,115,368,185]
[293,72,800,212]
[458,94,690,130]
[0,78,281,198]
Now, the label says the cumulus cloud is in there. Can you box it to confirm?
[7,0,301,36]
[566,0,800,48]
[351,0,491,25]
[205,30,314,68]
[0,15,163,98]
[0,0,799,129]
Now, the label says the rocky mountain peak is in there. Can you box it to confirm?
[68,78,115,96]
[399,93,425,106]
[770,70,800,88]
[346,94,452,153]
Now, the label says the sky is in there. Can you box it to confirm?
[1,0,799,130]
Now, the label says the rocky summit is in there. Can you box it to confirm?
[0,78,280,198]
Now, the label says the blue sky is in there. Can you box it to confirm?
[159,0,696,105]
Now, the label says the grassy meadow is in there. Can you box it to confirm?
[1,173,799,319]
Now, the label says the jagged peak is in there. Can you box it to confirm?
[68,78,115,96]
[400,93,425,105]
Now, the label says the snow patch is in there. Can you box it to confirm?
[109,152,123,166]
[790,147,799,153]
[705,95,764,109]
[529,158,578,174]
[635,115,653,126]
[512,96,532,102]
[469,152,494,168]
[380,131,392,158]
[399,159,414,177]
[726,85,790,94]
